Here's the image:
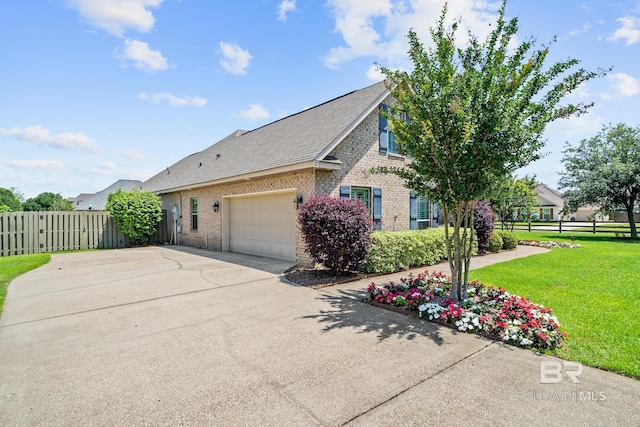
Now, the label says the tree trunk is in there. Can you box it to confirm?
[445,201,475,302]
[626,204,638,239]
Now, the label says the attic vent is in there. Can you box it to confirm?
[166,167,170,174]
[323,155,338,161]
[216,153,221,159]
[198,162,202,167]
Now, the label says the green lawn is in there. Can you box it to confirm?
[0,253,50,317]
[469,231,640,379]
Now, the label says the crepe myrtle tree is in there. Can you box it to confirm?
[375,0,606,301]
[559,123,640,240]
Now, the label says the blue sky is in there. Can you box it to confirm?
[1,0,639,199]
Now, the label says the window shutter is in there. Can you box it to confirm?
[410,191,417,230]
[373,187,382,230]
[339,185,351,200]
[379,104,388,153]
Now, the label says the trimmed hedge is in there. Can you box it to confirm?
[487,233,504,253]
[362,228,477,274]
[495,230,518,250]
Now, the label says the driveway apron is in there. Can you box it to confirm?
[1,246,638,426]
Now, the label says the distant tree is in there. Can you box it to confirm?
[489,174,538,230]
[559,123,640,239]
[23,192,72,211]
[376,0,605,301]
[106,189,163,246]
[0,187,24,211]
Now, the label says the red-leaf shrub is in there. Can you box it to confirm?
[473,200,496,253]
[298,195,373,273]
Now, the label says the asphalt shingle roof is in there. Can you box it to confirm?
[74,179,143,210]
[142,81,389,193]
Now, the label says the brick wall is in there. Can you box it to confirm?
[158,95,413,265]
[316,97,413,231]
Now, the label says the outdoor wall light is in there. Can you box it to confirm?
[213,201,220,212]
[293,195,303,210]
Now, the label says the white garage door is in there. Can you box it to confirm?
[228,191,297,261]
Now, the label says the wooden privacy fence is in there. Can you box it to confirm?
[0,210,168,257]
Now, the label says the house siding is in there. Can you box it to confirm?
[316,100,412,231]
[159,171,316,264]
[156,94,414,266]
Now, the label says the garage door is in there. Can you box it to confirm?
[228,191,297,261]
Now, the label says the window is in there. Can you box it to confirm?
[191,198,198,230]
[350,187,370,211]
[379,103,409,155]
[540,208,554,221]
[410,192,431,230]
[340,185,382,230]
[417,195,430,229]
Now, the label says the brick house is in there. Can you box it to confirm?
[141,81,437,264]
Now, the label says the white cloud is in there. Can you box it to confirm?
[117,40,168,72]
[2,159,67,174]
[138,92,207,106]
[239,104,269,120]
[0,125,102,153]
[122,148,148,160]
[607,72,640,97]
[219,41,252,75]
[322,0,500,69]
[366,64,385,81]
[609,16,640,46]
[278,0,296,22]
[68,0,164,37]
[568,23,591,36]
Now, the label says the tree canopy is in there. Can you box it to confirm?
[0,187,24,212]
[559,123,640,239]
[489,174,538,230]
[23,192,72,211]
[378,0,604,301]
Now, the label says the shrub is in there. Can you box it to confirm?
[487,233,503,253]
[473,201,496,253]
[363,228,477,274]
[297,195,372,273]
[106,190,163,246]
[495,230,518,249]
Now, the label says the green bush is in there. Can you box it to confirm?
[487,233,504,253]
[363,228,477,274]
[106,190,162,246]
[495,230,518,249]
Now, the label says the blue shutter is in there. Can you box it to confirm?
[340,185,351,200]
[373,187,382,230]
[410,191,417,230]
[379,104,388,153]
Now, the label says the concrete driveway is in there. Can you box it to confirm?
[1,246,638,426]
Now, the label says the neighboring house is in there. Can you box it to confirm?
[74,180,142,211]
[67,193,93,208]
[142,81,437,264]
[533,185,564,221]
[534,185,608,221]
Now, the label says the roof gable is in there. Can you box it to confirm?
[142,81,389,193]
[74,180,142,210]
[535,185,565,207]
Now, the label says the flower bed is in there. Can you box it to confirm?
[365,270,566,350]
[518,239,582,249]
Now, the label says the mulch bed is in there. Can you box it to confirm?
[283,266,369,289]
